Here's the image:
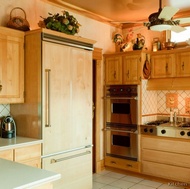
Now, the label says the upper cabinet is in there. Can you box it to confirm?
[104,51,148,85]
[176,51,190,77]
[0,27,24,103]
[150,53,175,78]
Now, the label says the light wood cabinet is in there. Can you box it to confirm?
[14,144,41,168]
[123,54,141,84]
[0,26,24,103]
[0,144,41,168]
[176,51,190,77]
[104,51,147,85]
[0,149,13,161]
[105,156,140,173]
[141,135,190,183]
[105,56,122,84]
[150,53,175,78]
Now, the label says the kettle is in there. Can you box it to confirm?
[1,116,16,138]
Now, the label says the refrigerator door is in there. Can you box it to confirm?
[42,41,92,156]
[42,147,92,189]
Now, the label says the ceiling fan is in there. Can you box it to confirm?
[144,0,190,32]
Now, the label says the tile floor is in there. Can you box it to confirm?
[93,170,189,189]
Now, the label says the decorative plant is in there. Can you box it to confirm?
[38,11,81,35]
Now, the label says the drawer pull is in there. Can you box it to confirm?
[126,164,132,167]
[111,161,116,164]
[0,85,2,91]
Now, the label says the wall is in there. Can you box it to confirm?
[142,80,190,123]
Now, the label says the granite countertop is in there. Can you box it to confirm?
[0,158,61,189]
[0,136,43,151]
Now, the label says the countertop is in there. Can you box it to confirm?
[0,158,61,189]
[0,136,43,151]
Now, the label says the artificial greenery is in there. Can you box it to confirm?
[39,11,81,35]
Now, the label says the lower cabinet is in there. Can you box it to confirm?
[42,147,92,189]
[0,144,41,168]
[105,156,140,173]
[141,135,190,183]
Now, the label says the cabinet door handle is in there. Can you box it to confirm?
[114,71,116,79]
[182,62,185,70]
[165,62,168,72]
[0,85,2,92]
[127,70,129,78]
[45,69,51,127]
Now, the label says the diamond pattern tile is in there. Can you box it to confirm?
[142,80,190,118]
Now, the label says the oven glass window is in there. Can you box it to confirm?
[112,135,130,147]
[112,103,130,114]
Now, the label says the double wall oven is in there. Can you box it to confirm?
[104,85,139,161]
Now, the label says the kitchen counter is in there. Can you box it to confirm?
[0,136,43,151]
[0,158,61,189]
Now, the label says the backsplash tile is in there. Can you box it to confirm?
[142,80,190,120]
[0,104,10,117]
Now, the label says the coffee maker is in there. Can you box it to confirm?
[0,116,16,138]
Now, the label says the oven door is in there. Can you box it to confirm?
[105,129,138,161]
[105,97,138,125]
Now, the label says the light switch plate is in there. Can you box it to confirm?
[166,93,178,108]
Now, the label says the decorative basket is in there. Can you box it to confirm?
[7,7,30,31]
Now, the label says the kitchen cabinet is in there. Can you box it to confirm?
[0,144,41,168]
[150,52,175,78]
[0,149,13,161]
[0,26,24,103]
[104,51,148,85]
[105,156,140,173]
[141,135,190,183]
[176,51,190,77]
[105,56,122,84]
[10,28,95,189]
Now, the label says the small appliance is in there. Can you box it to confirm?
[0,116,16,138]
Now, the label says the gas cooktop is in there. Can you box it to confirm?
[141,120,190,139]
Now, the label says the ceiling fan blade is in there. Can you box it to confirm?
[175,17,190,25]
[171,25,186,33]
[158,6,179,20]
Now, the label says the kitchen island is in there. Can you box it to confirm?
[0,158,61,189]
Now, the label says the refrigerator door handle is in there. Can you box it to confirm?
[50,150,91,164]
[45,69,51,127]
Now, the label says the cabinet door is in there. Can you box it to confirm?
[105,56,122,84]
[176,51,190,77]
[42,41,92,155]
[123,55,140,84]
[0,27,24,103]
[42,148,92,189]
[151,54,175,78]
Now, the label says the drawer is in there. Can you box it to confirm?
[0,149,13,161]
[21,157,41,168]
[14,144,41,162]
[105,156,140,172]
[142,149,190,168]
[142,160,190,183]
[141,136,190,155]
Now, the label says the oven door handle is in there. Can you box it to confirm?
[104,128,137,134]
[104,97,138,100]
